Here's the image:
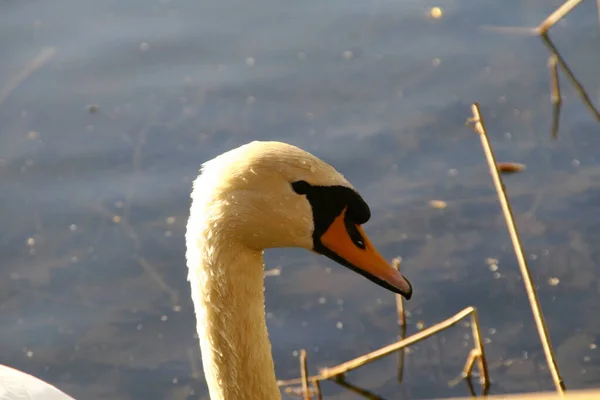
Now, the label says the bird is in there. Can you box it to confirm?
[0,364,75,399]
[186,141,412,400]
[0,140,412,400]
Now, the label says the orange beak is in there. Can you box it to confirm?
[318,208,412,299]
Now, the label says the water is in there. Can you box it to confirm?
[1,0,600,398]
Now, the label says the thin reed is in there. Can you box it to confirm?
[279,101,580,398]
[392,257,407,384]
[277,1,600,395]
[468,103,565,394]
[278,306,489,397]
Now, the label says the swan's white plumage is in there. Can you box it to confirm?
[0,141,371,400]
[186,141,354,400]
[0,365,74,400]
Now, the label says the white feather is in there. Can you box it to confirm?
[0,365,75,400]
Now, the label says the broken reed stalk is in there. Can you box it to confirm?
[300,349,310,400]
[548,54,561,140]
[318,306,487,384]
[277,306,489,391]
[397,316,407,384]
[536,0,584,34]
[469,307,489,385]
[392,257,407,383]
[461,349,479,378]
[540,33,600,123]
[468,103,565,394]
[392,258,406,329]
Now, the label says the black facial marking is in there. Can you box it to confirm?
[291,180,411,298]
[291,180,370,246]
[291,180,310,195]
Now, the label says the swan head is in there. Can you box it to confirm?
[190,141,412,299]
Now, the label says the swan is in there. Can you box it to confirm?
[186,141,412,400]
[0,364,74,399]
[0,141,412,400]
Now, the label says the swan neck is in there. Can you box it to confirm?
[188,237,281,400]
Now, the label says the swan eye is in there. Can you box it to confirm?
[291,180,310,195]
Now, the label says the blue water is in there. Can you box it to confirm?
[1,0,600,398]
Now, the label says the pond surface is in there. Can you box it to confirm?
[1,0,600,398]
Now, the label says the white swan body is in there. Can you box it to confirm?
[186,141,412,400]
[0,364,74,400]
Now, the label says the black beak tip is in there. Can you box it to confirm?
[401,279,413,300]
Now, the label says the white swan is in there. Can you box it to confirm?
[0,364,74,399]
[186,141,412,400]
[0,141,412,400]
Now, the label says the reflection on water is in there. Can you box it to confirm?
[539,32,600,139]
[1,0,600,398]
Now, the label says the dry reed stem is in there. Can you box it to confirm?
[548,54,562,139]
[318,306,486,382]
[537,0,584,34]
[461,349,479,378]
[469,308,489,385]
[396,319,407,384]
[540,34,600,123]
[300,349,311,400]
[392,258,406,328]
[277,306,488,391]
[468,103,565,394]
[0,47,56,107]
[392,257,407,383]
